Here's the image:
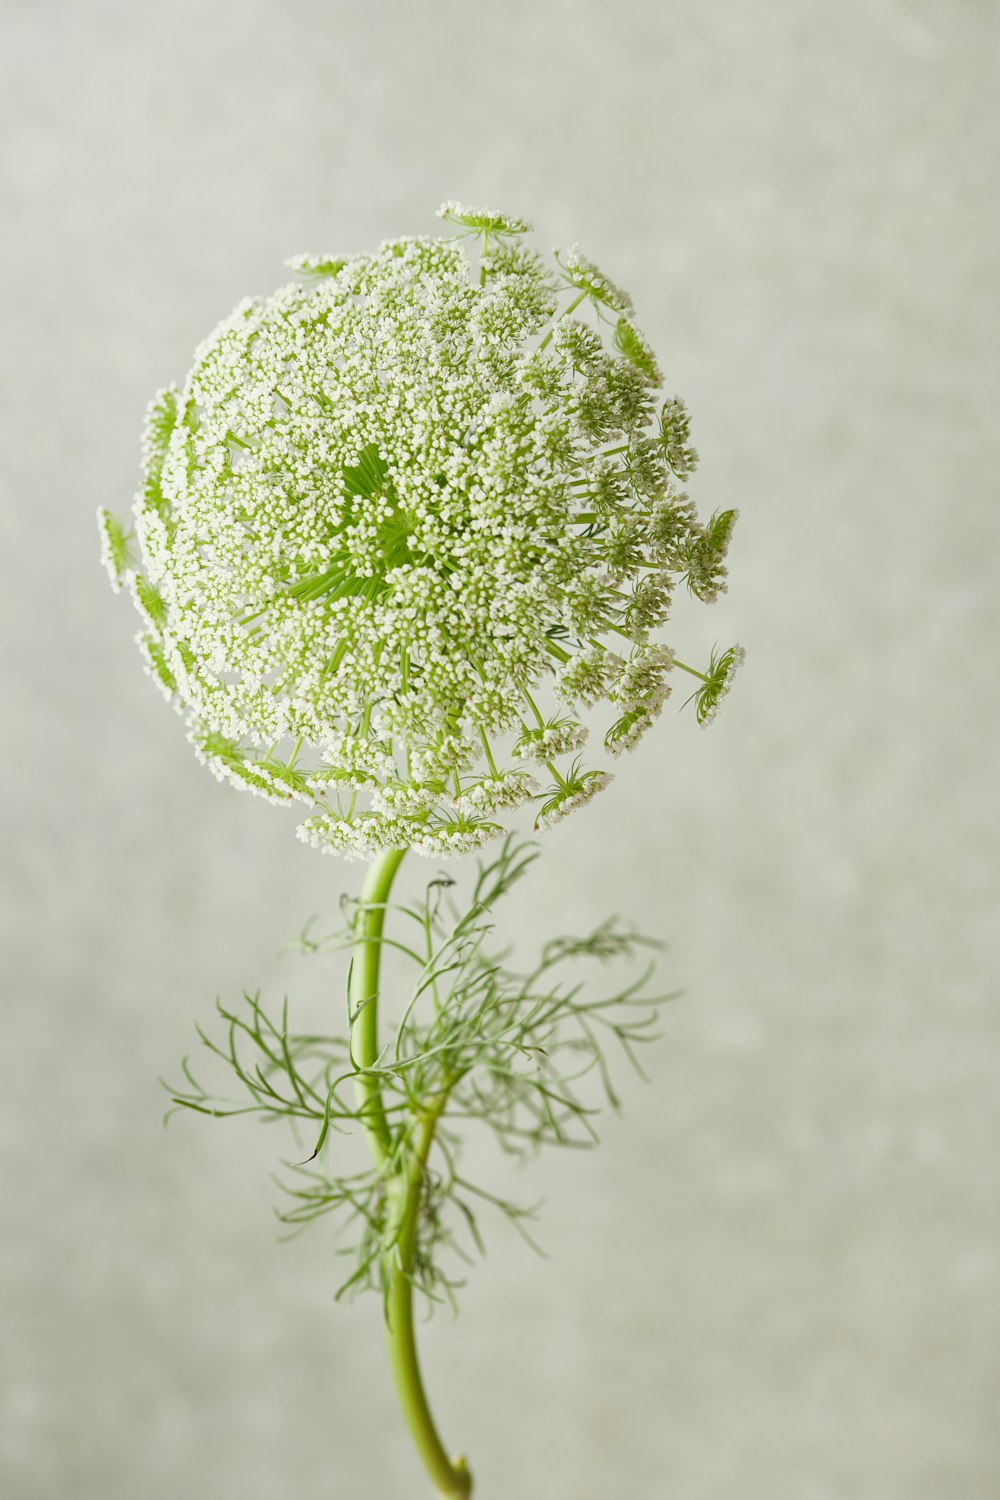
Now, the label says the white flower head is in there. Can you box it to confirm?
[554,645,621,708]
[411,818,504,858]
[97,508,132,592]
[692,644,747,727]
[296,811,413,860]
[614,317,663,386]
[604,707,660,758]
[612,643,676,711]
[370,779,443,818]
[557,246,635,315]
[453,769,539,819]
[512,718,590,764]
[658,396,699,480]
[437,202,532,237]
[101,204,741,858]
[535,767,615,831]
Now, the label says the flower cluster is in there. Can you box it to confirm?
[100,202,742,858]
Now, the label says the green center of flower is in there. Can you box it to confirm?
[280,444,424,606]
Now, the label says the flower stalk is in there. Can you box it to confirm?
[350,847,407,1161]
[350,849,472,1497]
[384,1098,472,1499]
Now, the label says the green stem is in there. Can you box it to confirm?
[385,1099,472,1499]
[351,848,407,1163]
[521,686,547,730]
[671,657,709,683]
[544,758,568,790]
[537,289,587,350]
[478,726,500,779]
[349,851,472,1498]
[542,636,570,664]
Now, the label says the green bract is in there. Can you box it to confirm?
[100,203,742,859]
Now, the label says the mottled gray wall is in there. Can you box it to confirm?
[2,2,998,1497]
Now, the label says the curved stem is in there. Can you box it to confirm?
[385,1100,472,1499]
[348,850,473,1498]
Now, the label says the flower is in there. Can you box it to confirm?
[452,769,539,818]
[534,765,615,830]
[687,644,747,727]
[613,318,662,385]
[512,717,590,763]
[100,202,741,857]
[657,396,699,480]
[556,247,635,314]
[436,202,533,237]
[97,508,131,592]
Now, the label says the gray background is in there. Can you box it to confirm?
[1,2,998,1496]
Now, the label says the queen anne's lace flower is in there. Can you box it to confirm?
[436,202,533,237]
[453,769,539,819]
[534,766,615,830]
[100,203,742,858]
[557,247,635,315]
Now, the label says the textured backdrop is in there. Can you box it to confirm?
[2,2,998,1497]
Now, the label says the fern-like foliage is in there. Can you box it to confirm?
[165,837,675,1309]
